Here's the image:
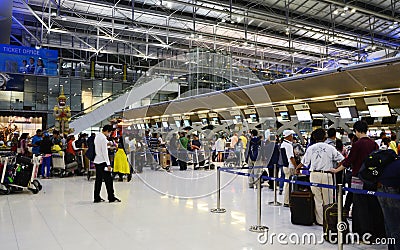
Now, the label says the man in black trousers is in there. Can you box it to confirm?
[93,125,121,203]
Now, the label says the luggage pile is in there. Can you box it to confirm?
[0,155,42,195]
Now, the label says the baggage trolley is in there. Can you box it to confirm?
[0,155,42,195]
[51,152,78,177]
[223,150,240,168]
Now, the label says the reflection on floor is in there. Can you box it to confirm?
[0,166,387,250]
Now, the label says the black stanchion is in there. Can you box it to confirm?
[337,184,343,250]
[210,167,226,213]
[268,164,282,206]
[249,176,269,233]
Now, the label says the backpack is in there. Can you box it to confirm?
[75,139,83,149]
[85,136,96,161]
[358,149,398,190]
[278,147,289,167]
[248,137,261,161]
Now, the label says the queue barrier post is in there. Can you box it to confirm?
[337,184,344,250]
[210,167,226,213]
[249,175,269,233]
[268,164,282,206]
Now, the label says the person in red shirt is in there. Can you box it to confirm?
[66,135,76,156]
[332,121,385,242]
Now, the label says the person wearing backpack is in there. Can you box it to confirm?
[281,130,297,207]
[264,135,280,190]
[331,121,385,242]
[247,130,262,188]
[377,159,400,250]
[85,133,96,161]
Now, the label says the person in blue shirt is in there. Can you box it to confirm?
[31,129,43,155]
[377,159,400,250]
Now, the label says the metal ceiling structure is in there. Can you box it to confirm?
[10,0,400,74]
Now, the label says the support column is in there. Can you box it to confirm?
[0,0,13,44]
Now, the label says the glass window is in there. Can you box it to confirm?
[92,80,103,97]
[23,92,35,107]
[70,95,82,112]
[36,76,48,93]
[59,78,70,94]
[70,79,81,95]
[24,75,36,92]
[113,82,122,93]
[102,80,112,96]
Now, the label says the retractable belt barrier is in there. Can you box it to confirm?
[211,166,400,250]
[219,167,400,200]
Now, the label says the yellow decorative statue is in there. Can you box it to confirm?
[53,86,72,134]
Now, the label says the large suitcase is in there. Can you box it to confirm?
[290,191,315,226]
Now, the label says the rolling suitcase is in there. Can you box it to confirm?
[290,191,315,226]
[323,173,350,243]
[323,203,349,243]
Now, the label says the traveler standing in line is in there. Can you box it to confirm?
[31,129,42,155]
[389,133,398,154]
[377,159,400,250]
[31,129,43,173]
[375,131,386,148]
[39,132,53,178]
[10,133,19,154]
[264,135,280,190]
[230,133,239,150]
[247,130,262,188]
[332,121,385,241]
[239,131,248,164]
[93,125,121,203]
[113,136,132,182]
[17,133,29,156]
[281,130,297,207]
[215,135,226,162]
[325,128,337,147]
[178,132,189,170]
[297,128,344,225]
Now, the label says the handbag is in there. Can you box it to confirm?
[351,177,363,190]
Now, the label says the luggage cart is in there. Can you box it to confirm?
[223,150,240,168]
[51,152,78,177]
[0,156,42,195]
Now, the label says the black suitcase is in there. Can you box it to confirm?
[290,191,315,226]
[323,203,349,243]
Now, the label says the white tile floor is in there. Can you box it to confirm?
[0,166,388,250]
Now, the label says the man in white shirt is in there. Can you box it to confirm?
[93,125,121,203]
[297,128,344,225]
[281,130,297,206]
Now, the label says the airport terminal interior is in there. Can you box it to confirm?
[1,0,400,249]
